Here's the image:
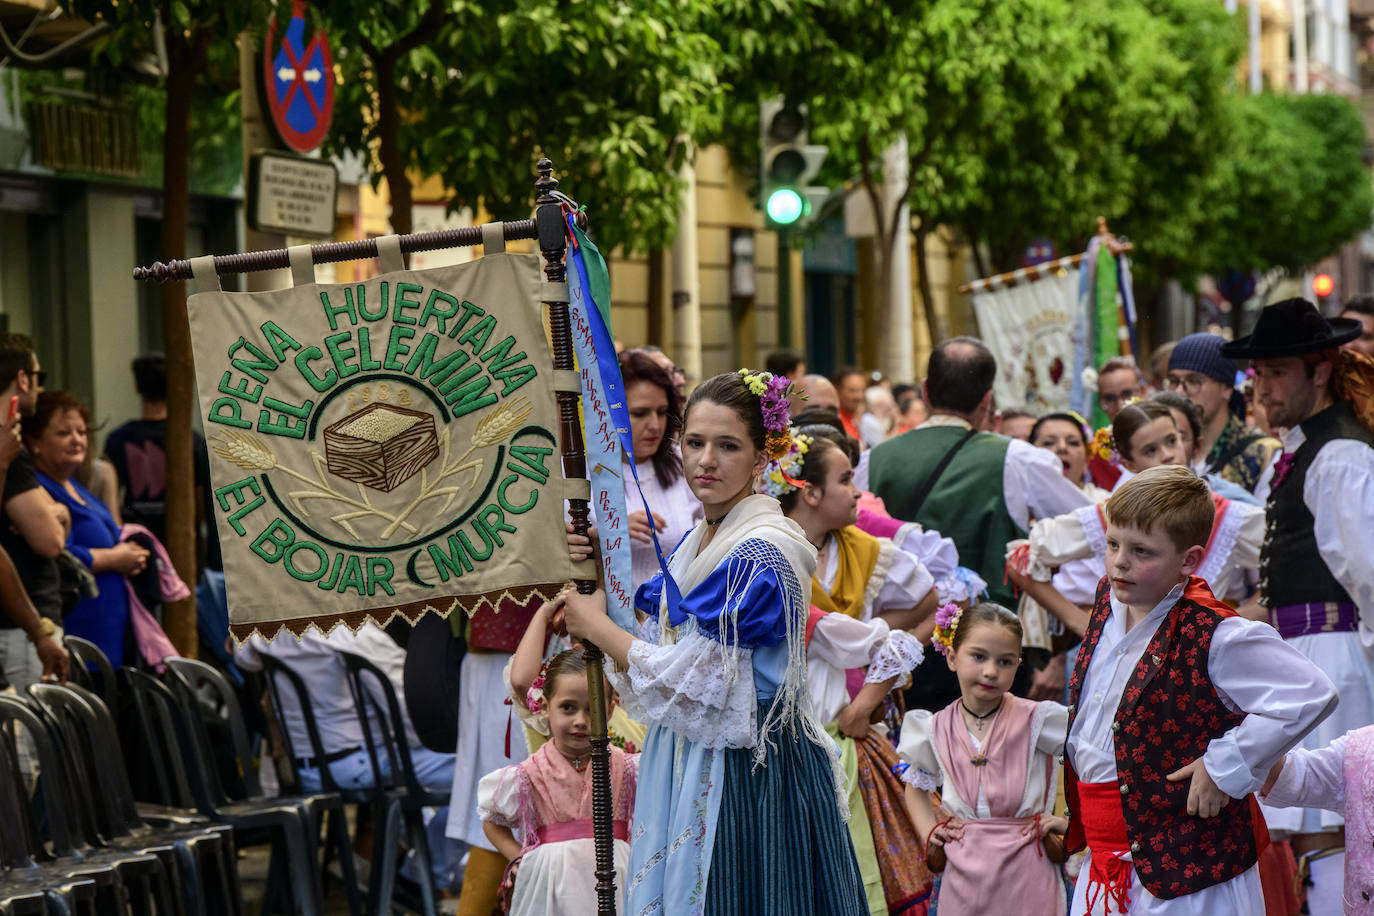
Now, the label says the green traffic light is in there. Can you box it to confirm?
[766,187,805,225]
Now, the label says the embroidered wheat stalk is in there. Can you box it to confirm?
[209,431,418,538]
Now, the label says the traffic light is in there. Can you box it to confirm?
[1313,273,1335,298]
[760,97,828,228]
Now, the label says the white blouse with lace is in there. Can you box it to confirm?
[896,701,1068,818]
[806,615,924,725]
[1022,498,1263,602]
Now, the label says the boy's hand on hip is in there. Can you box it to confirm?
[1166,758,1230,818]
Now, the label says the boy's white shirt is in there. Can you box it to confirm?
[1066,580,1338,915]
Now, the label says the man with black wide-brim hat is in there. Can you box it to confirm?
[1220,297,1374,913]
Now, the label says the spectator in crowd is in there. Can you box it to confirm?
[764,348,806,382]
[619,349,702,590]
[1095,357,1144,421]
[103,354,218,566]
[235,620,463,889]
[1340,295,1374,358]
[1088,356,1146,490]
[995,408,1038,441]
[1166,333,1280,495]
[629,346,685,398]
[0,411,67,689]
[891,387,929,436]
[858,384,897,448]
[792,373,840,416]
[1149,340,1177,391]
[833,366,867,439]
[0,334,68,690]
[25,391,148,666]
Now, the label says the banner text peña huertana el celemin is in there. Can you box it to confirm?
[207,281,536,436]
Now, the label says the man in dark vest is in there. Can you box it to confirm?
[1221,298,1374,915]
[857,336,1091,709]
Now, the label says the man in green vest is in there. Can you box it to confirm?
[856,336,1091,709]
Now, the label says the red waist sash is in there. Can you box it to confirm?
[1078,780,1133,914]
[534,818,629,846]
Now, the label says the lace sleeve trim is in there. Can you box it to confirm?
[613,631,758,749]
[1076,504,1108,561]
[865,629,924,683]
[901,765,941,791]
[1196,501,1249,587]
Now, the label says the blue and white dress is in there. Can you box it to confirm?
[608,494,865,916]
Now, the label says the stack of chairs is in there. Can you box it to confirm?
[3,632,453,916]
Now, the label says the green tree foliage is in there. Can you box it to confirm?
[710,0,1371,351]
[319,0,723,252]
[1197,92,1374,275]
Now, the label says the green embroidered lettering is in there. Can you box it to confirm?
[320,289,356,331]
[261,322,303,362]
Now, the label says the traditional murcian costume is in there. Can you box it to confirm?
[898,695,1069,916]
[1063,577,1336,915]
[609,494,866,916]
[1261,725,1374,915]
[802,522,931,915]
[1019,490,1262,605]
[1220,302,1374,878]
[477,741,637,916]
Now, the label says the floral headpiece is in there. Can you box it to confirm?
[930,602,964,655]
[525,661,549,715]
[760,431,811,498]
[738,368,801,461]
[1090,426,1116,462]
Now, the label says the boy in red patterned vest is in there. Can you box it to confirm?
[1063,465,1336,914]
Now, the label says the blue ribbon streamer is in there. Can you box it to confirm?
[564,215,681,631]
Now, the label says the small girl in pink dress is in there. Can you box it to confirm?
[898,603,1069,916]
[478,649,638,916]
[1261,725,1374,914]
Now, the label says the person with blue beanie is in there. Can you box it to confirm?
[1166,333,1280,495]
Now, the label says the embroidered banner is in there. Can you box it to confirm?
[971,268,1079,412]
[188,252,575,640]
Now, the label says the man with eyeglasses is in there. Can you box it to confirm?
[0,334,71,691]
[1166,332,1280,496]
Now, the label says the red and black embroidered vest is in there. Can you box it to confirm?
[1063,576,1269,900]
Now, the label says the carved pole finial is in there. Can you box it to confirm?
[535,158,559,203]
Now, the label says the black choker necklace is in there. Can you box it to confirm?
[705,514,726,527]
[960,699,1000,722]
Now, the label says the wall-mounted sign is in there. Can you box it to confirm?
[248,151,338,238]
[263,1,334,154]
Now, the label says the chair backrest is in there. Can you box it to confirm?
[120,668,210,812]
[339,651,415,794]
[164,656,262,798]
[28,682,145,840]
[64,635,117,707]
[0,694,80,858]
[0,699,39,870]
[258,654,348,795]
[24,683,116,849]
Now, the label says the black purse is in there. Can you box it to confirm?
[55,548,98,615]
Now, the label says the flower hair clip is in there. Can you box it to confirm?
[930,602,963,655]
[738,368,802,460]
[525,661,549,715]
[760,431,811,498]
[1090,426,1117,462]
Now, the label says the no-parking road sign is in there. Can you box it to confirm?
[263,1,334,154]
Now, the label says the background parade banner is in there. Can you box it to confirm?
[188,250,576,640]
[971,268,1080,412]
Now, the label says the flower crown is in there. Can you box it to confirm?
[525,661,549,715]
[760,431,811,498]
[930,602,964,655]
[738,368,801,461]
